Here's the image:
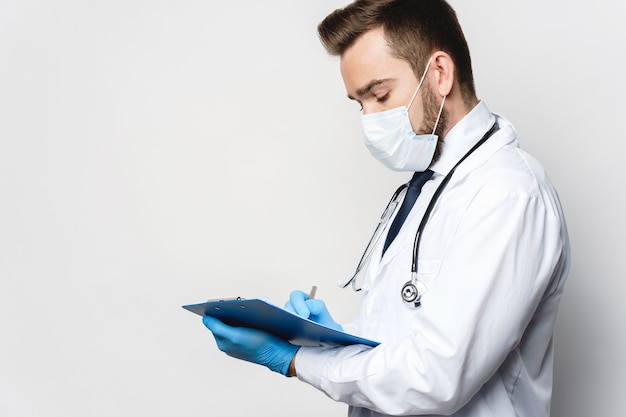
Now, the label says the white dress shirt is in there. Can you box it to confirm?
[295,101,570,417]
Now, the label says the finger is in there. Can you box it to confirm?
[202,315,232,337]
[289,290,311,318]
[306,299,327,315]
[283,301,296,314]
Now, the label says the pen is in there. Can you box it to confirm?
[309,285,317,300]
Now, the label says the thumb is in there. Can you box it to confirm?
[202,315,229,336]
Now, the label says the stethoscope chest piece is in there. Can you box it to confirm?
[401,279,427,309]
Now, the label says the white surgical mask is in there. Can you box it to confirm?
[360,57,446,172]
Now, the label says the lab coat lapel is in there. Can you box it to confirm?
[377,195,428,269]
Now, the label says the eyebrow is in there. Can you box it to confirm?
[348,78,393,101]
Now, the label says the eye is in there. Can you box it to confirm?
[376,93,390,103]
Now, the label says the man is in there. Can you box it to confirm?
[201,0,570,416]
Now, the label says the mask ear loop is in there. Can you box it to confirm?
[407,56,434,110]
[431,94,446,136]
[405,55,447,136]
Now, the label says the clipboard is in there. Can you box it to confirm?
[182,298,379,347]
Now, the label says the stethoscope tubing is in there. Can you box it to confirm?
[410,121,499,275]
[343,121,499,295]
[342,182,408,291]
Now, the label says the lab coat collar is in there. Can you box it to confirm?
[429,100,497,177]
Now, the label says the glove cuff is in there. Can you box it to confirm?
[269,343,300,376]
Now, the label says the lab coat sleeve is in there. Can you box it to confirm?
[294,175,567,415]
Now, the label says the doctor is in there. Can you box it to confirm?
[201,0,570,416]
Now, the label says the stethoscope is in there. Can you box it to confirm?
[339,122,499,308]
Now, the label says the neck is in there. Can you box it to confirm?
[441,94,479,138]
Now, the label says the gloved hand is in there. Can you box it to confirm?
[284,290,343,332]
[202,316,299,376]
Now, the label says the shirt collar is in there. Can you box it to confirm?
[429,100,496,176]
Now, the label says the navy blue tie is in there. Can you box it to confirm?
[382,169,434,256]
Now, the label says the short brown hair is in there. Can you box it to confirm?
[318,0,476,103]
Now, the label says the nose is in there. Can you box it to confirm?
[361,103,374,115]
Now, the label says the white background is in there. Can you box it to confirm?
[1,1,624,416]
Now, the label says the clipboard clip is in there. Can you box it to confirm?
[206,297,246,302]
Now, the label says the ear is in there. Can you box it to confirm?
[430,51,455,97]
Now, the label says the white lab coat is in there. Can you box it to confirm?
[295,101,570,417]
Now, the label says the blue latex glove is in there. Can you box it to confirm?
[284,290,343,332]
[202,316,299,376]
